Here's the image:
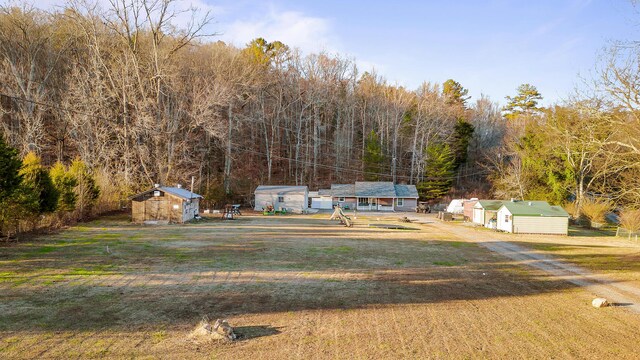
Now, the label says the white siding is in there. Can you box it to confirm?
[513,216,568,235]
[497,207,513,232]
[472,207,484,224]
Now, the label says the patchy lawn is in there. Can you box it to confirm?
[1,214,640,359]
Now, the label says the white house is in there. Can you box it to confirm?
[496,200,569,235]
[472,200,505,227]
[254,185,308,213]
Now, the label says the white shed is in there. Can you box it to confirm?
[254,185,309,213]
[496,200,569,235]
[309,191,333,209]
[472,200,505,227]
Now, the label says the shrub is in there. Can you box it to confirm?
[619,208,640,234]
[563,201,579,219]
[581,198,614,226]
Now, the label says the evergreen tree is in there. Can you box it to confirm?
[363,130,384,181]
[0,135,24,238]
[417,143,455,200]
[443,79,470,107]
[69,158,100,219]
[19,152,59,215]
[50,161,78,212]
[0,135,22,200]
[450,118,475,169]
[503,84,543,120]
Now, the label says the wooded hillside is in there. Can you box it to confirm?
[0,0,639,225]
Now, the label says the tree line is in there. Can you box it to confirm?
[0,0,639,235]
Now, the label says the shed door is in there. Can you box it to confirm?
[473,208,483,224]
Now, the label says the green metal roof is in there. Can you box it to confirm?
[476,200,506,211]
[500,201,569,217]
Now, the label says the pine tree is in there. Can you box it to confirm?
[50,161,78,212]
[450,118,474,169]
[443,79,470,107]
[503,84,543,120]
[417,143,455,200]
[0,135,22,200]
[19,152,59,215]
[69,158,100,219]
[363,130,384,181]
[0,135,24,238]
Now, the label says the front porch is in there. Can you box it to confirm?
[357,197,394,211]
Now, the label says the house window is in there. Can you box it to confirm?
[505,214,510,222]
[278,196,284,203]
[338,197,345,202]
[153,191,161,197]
[397,198,404,206]
[358,197,369,206]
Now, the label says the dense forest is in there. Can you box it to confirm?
[1,0,640,236]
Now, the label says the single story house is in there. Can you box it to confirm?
[131,185,202,224]
[472,200,506,227]
[254,185,308,213]
[496,200,569,235]
[317,182,418,211]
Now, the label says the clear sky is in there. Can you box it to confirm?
[38,0,640,105]
[206,0,638,105]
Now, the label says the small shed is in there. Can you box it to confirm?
[496,200,569,235]
[472,200,505,227]
[131,185,202,224]
[254,185,308,213]
[309,191,333,209]
[462,198,479,221]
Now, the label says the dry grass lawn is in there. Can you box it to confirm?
[1,214,640,359]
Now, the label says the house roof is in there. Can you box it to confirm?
[394,184,419,198]
[319,182,418,198]
[476,200,506,211]
[318,184,355,197]
[500,201,569,217]
[255,185,308,195]
[355,182,396,197]
[131,186,203,200]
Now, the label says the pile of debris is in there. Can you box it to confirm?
[191,317,237,342]
[330,206,352,227]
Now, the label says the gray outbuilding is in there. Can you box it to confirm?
[254,185,309,213]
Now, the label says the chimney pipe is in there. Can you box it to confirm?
[177,184,182,189]
[154,183,160,188]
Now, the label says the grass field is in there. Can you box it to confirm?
[1,214,640,359]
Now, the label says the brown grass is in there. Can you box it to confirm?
[1,214,640,359]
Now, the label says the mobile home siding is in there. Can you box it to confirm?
[254,193,308,213]
[513,216,568,235]
[395,198,417,212]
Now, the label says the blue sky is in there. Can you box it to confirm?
[207,0,638,105]
[40,0,639,105]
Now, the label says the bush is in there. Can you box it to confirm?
[563,201,579,219]
[619,208,640,234]
[581,198,614,227]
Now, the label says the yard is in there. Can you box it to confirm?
[1,214,640,359]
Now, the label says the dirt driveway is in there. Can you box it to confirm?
[427,218,640,314]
